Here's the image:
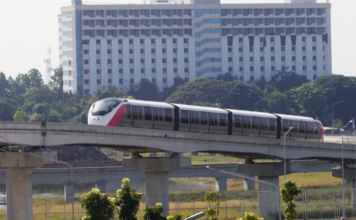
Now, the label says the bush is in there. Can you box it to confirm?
[237,212,264,220]
[115,178,142,220]
[280,180,302,220]
[13,111,29,122]
[205,191,220,220]
[143,203,166,220]
[167,213,190,220]
[81,188,115,220]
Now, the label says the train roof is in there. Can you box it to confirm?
[226,109,277,118]
[118,99,174,109]
[274,113,315,122]
[172,104,228,114]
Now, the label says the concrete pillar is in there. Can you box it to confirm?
[0,151,57,220]
[352,180,356,208]
[64,181,73,202]
[243,178,256,191]
[146,171,169,213]
[123,156,191,216]
[258,176,280,216]
[96,180,107,193]
[215,177,228,192]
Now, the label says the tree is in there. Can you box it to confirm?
[260,86,295,114]
[128,79,160,101]
[143,203,166,220]
[166,78,263,110]
[48,110,62,122]
[237,212,264,220]
[161,77,186,101]
[115,178,142,220]
[0,72,9,98]
[30,113,47,122]
[332,118,343,129]
[167,213,190,220]
[0,98,17,121]
[27,69,43,89]
[13,111,29,122]
[269,69,310,93]
[216,72,239,82]
[50,67,64,100]
[81,188,115,220]
[204,191,220,220]
[280,180,302,220]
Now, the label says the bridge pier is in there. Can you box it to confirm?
[332,167,356,208]
[236,162,291,216]
[123,155,191,215]
[243,179,255,190]
[0,151,56,220]
[95,180,107,193]
[215,177,227,191]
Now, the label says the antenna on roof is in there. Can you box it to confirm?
[216,103,219,108]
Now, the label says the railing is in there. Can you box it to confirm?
[0,188,355,219]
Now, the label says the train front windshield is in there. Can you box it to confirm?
[91,100,121,116]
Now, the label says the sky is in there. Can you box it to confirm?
[0,0,355,80]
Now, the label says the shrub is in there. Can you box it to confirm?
[81,188,115,220]
[115,178,142,220]
[237,212,264,220]
[280,180,302,220]
[143,203,166,220]
[167,213,190,220]
[204,191,220,220]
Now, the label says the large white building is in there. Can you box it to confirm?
[58,0,332,94]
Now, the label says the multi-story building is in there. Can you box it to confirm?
[58,0,332,94]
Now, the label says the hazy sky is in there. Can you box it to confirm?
[0,0,354,80]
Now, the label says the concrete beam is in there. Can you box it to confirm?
[0,151,57,220]
[123,156,191,216]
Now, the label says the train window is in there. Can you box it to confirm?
[282,119,289,132]
[219,114,227,127]
[307,122,313,134]
[201,112,208,125]
[234,115,242,128]
[210,113,218,126]
[314,122,318,135]
[154,108,163,121]
[181,110,189,124]
[260,118,268,130]
[144,107,152,121]
[243,116,251,129]
[290,120,298,132]
[126,105,132,119]
[133,106,140,120]
[252,117,259,130]
[269,118,276,131]
[191,111,199,125]
[165,109,173,122]
[299,121,305,133]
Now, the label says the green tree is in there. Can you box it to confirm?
[216,72,239,82]
[13,111,29,122]
[143,203,166,220]
[30,113,47,122]
[270,69,309,93]
[115,178,142,220]
[166,78,263,110]
[260,85,295,114]
[128,79,160,101]
[27,69,43,89]
[237,212,264,220]
[332,118,343,129]
[0,98,17,121]
[48,110,62,122]
[79,112,88,124]
[0,72,9,98]
[280,180,302,220]
[50,67,64,100]
[167,213,190,220]
[81,188,115,220]
[204,191,220,220]
[161,77,186,101]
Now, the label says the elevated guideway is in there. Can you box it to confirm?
[0,122,354,163]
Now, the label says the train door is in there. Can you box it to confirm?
[269,118,277,138]
[242,116,252,136]
[190,111,199,132]
[200,112,210,133]
[216,114,228,134]
[154,108,163,129]
[118,104,133,127]
[143,106,154,129]
[298,121,306,140]
[290,120,298,140]
[260,117,268,137]
[209,113,218,133]
[179,110,190,132]
[232,115,243,136]
[251,117,260,137]
[282,119,291,139]
[132,105,143,128]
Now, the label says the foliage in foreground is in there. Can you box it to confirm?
[81,188,115,220]
[116,178,142,220]
[167,213,190,220]
[237,212,264,220]
[204,191,220,220]
[143,203,166,220]
[280,180,303,220]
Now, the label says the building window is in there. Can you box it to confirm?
[96,50,100,54]
[260,57,264,61]
[130,49,133,54]
[184,58,189,63]
[292,56,296,61]
[173,58,177,63]
[302,47,306,51]
[303,56,306,61]
[130,69,134,73]
[130,79,134,83]
[271,57,275,61]
[162,49,166,53]
[250,67,254,71]
[303,66,306,70]
[152,68,156,73]
[119,69,123,74]
[108,59,112,64]
[163,78,167,83]
[250,57,253,62]
[141,59,144,63]
[141,49,145,53]
[119,49,122,54]
[108,79,112,84]
[129,39,133,44]
[292,66,296,71]
[313,66,317,70]
[108,69,112,74]
[271,47,275,51]
[261,67,264,71]
[228,67,233,72]
[151,49,156,53]
[185,68,189,73]
[173,48,177,53]
[96,40,101,44]
[97,79,101,84]
[84,70,89,74]
[163,68,167,73]
[119,79,123,83]
[174,68,178,73]
[97,69,101,74]
[163,58,167,63]
[271,66,275,71]
[184,48,188,53]
[130,59,134,64]
[84,80,89,84]
[312,46,316,51]
[239,67,243,71]
[141,68,145,73]
[96,60,101,64]
[152,59,156,63]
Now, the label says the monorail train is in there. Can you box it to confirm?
[88,98,324,142]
